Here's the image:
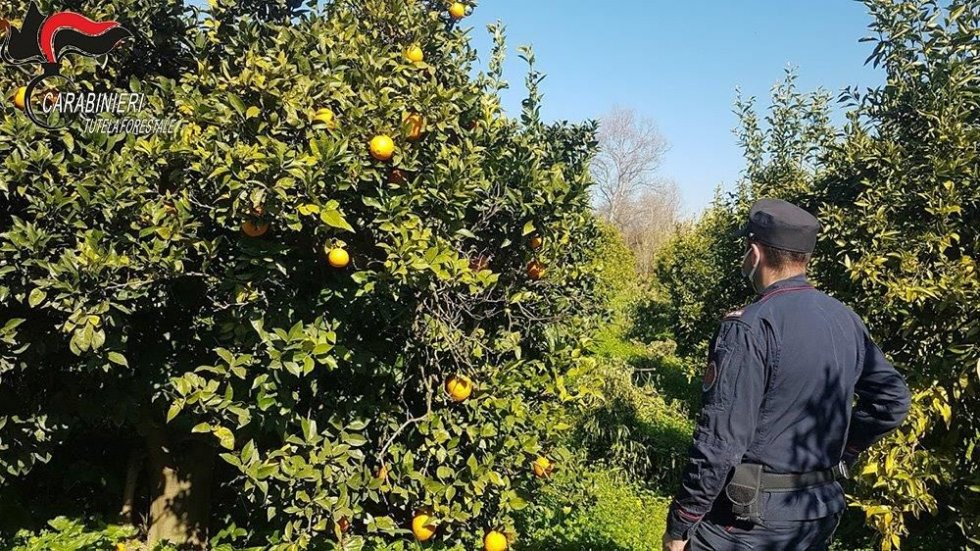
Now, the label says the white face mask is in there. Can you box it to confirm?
[741,244,761,293]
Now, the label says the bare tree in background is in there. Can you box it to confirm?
[622,184,682,274]
[592,106,681,274]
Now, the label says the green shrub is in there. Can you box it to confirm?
[1,517,137,551]
[517,467,669,551]
[575,358,693,492]
[590,220,640,316]
[624,281,675,345]
[651,198,750,359]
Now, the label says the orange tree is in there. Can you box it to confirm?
[0,0,606,548]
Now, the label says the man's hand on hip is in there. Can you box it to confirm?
[662,532,687,551]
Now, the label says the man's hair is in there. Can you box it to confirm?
[753,241,811,272]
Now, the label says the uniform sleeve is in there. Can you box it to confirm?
[666,319,767,539]
[841,333,911,465]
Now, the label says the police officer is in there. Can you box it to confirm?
[661,198,912,551]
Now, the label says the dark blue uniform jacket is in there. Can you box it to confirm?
[667,275,911,538]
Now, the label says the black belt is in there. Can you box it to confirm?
[760,462,849,491]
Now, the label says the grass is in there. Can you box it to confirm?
[518,469,670,551]
[591,321,701,418]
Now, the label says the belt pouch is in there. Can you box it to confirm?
[726,463,764,525]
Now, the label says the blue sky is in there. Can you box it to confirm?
[464,1,884,215]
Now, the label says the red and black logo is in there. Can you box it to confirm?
[1,2,131,128]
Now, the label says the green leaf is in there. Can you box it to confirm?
[214,426,236,450]
[348,419,369,431]
[91,329,105,350]
[320,209,355,232]
[343,432,367,447]
[216,348,235,366]
[228,93,246,118]
[166,402,183,423]
[219,453,241,467]
[522,221,536,236]
[108,352,129,367]
[28,288,47,308]
[298,203,320,216]
[369,516,396,533]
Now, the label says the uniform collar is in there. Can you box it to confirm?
[758,274,811,297]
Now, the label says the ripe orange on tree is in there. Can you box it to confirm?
[241,220,269,237]
[484,530,508,551]
[11,86,26,110]
[313,107,336,129]
[445,375,473,402]
[411,513,436,542]
[402,112,425,141]
[241,204,269,236]
[327,246,350,268]
[405,45,424,63]
[369,135,395,161]
[469,255,490,272]
[531,456,553,478]
[388,168,408,185]
[529,235,543,250]
[527,260,546,280]
[449,2,467,20]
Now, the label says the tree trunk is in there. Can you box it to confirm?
[145,426,215,549]
[118,446,141,525]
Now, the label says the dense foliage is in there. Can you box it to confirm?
[651,1,980,549]
[0,0,612,548]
